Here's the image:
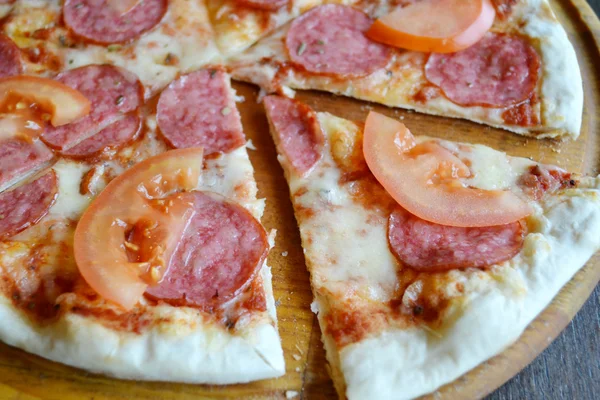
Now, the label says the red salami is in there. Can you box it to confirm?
[264,95,323,175]
[285,5,392,77]
[235,0,288,11]
[388,208,525,272]
[145,191,268,308]
[425,33,540,108]
[0,34,21,78]
[0,138,53,192]
[41,65,143,151]
[157,69,245,155]
[63,0,167,44]
[60,113,141,159]
[0,171,58,239]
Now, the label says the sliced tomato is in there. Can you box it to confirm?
[74,148,204,310]
[0,76,90,127]
[367,0,495,53]
[107,0,140,15]
[363,111,531,227]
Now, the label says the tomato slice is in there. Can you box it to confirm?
[74,148,204,310]
[366,0,495,53]
[0,76,91,127]
[363,111,531,227]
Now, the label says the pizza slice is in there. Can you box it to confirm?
[230,0,583,139]
[263,95,600,399]
[0,69,285,383]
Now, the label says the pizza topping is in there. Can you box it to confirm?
[74,148,204,310]
[425,33,540,108]
[264,95,324,176]
[519,165,577,201]
[145,191,269,309]
[286,5,392,77]
[0,76,91,127]
[235,0,288,11]
[388,207,525,271]
[157,69,245,155]
[363,111,531,227]
[0,34,22,78]
[367,0,495,53]
[0,171,58,240]
[61,113,141,159]
[63,0,167,44]
[41,65,143,150]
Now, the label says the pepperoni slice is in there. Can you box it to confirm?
[0,34,21,78]
[425,33,540,108]
[286,5,392,77]
[263,95,323,176]
[0,138,53,192]
[388,208,525,272]
[63,0,167,45]
[157,69,245,155]
[60,113,141,159]
[0,171,58,240]
[235,0,288,11]
[145,191,269,309]
[41,65,143,151]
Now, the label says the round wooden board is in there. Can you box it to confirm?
[0,0,599,399]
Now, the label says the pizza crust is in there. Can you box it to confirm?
[0,265,285,384]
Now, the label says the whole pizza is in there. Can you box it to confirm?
[0,0,597,399]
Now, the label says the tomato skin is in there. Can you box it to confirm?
[363,111,531,227]
[74,148,204,310]
[367,0,496,53]
[0,76,91,126]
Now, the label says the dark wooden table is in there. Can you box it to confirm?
[487,2,600,399]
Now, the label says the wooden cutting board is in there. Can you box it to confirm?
[1,0,599,398]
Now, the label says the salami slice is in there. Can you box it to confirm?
[285,4,392,77]
[264,95,323,175]
[0,171,58,239]
[60,113,141,159]
[0,138,53,192]
[388,208,525,272]
[0,34,22,78]
[63,0,167,44]
[41,65,143,151]
[157,69,245,155]
[235,0,288,11]
[425,33,540,108]
[145,191,269,308]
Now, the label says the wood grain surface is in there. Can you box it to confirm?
[0,0,599,399]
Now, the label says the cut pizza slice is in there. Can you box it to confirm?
[230,0,583,139]
[263,95,600,399]
[0,69,285,383]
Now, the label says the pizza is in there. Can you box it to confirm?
[0,40,285,383]
[0,0,595,396]
[228,0,583,139]
[263,94,600,399]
